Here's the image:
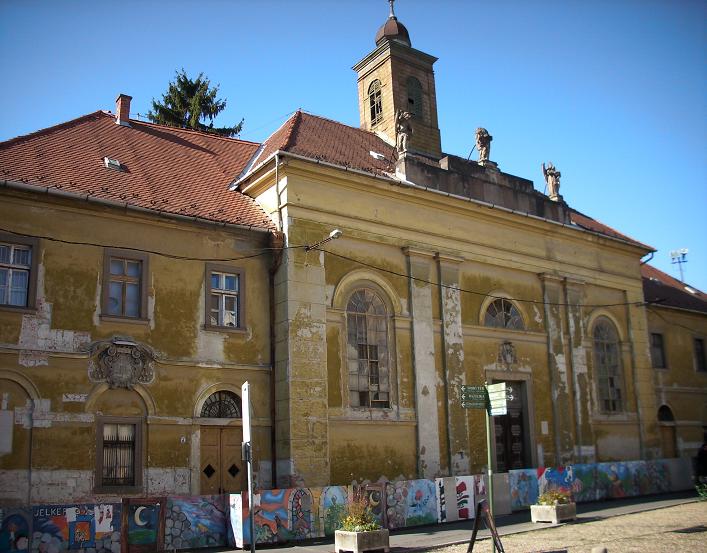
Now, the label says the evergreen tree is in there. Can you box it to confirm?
[148,69,243,137]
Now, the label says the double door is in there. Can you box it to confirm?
[493,382,529,472]
[200,426,246,494]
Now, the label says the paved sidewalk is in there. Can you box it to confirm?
[207,491,699,553]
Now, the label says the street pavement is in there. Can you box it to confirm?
[198,491,703,553]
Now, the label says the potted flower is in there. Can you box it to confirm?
[334,496,389,553]
[530,490,577,524]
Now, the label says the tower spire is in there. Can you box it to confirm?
[389,0,396,19]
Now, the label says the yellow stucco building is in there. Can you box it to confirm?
[1,7,705,505]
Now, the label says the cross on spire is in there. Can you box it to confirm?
[389,0,396,19]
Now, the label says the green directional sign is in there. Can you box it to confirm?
[460,385,487,409]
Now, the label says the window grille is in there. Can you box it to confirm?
[368,80,383,126]
[484,298,524,330]
[0,243,32,307]
[102,423,136,487]
[346,288,389,408]
[200,390,242,418]
[593,318,624,412]
[406,77,423,118]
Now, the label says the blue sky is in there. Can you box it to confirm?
[1,0,705,289]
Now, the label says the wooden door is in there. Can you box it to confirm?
[660,425,677,458]
[200,427,246,494]
[494,383,528,472]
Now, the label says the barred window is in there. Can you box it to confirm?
[346,288,389,408]
[484,298,524,330]
[593,318,624,412]
[101,423,136,487]
[368,80,383,126]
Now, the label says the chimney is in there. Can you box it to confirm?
[115,94,132,127]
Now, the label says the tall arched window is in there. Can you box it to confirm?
[593,318,624,413]
[484,298,524,330]
[368,80,383,126]
[406,76,423,118]
[346,288,389,408]
[200,390,242,418]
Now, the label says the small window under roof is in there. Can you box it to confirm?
[103,156,124,171]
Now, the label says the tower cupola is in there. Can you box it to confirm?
[375,1,411,47]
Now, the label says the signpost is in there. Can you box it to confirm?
[459,381,514,553]
[241,382,255,553]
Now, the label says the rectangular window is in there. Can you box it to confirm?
[205,265,243,329]
[650,333,666,369]
[96,417,142,492]
[0,234,38,309]
[102,249,148,319]
[695,338,706,373]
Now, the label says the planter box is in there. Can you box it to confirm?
[335,529,390,553]
[530,502,577,524]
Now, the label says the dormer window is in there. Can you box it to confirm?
[406,76,423,119]
[368,80,383,126]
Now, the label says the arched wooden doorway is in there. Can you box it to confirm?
[658,405,678,458]
[199,390,245,494]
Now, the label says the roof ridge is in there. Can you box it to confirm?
[280,110,303,152]
[127,117,262,146]
[297,110,384,141]
[0,110,107,149]
[643,263,705,295]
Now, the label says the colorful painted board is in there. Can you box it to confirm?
[318,486,348,537]
[165,495,227,550]
[0,508,31,552]
[455,476,476,519]
[385,479,438,529]
[31,504,121,552]
[435,477,457,523]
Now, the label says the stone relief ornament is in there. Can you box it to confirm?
[498,341,517,368]
[87,336,157,388]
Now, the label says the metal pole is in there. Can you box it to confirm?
[247,443,255,553]
[485,382,495,553]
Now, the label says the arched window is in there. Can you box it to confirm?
[346,288,389,408]
[200,390,242,418]
[657,405,675,422]
[484,298,524,330]
[593,318,624,413]
[406,77,423,118]
[368,80,383,126]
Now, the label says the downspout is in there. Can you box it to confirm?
[268,154,284,487]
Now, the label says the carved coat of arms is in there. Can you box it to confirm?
[87,337,156,388]
[498,341,517,368]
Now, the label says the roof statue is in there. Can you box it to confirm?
[542,162,561,201]
[475,127,493,163]
[395,110,413,154]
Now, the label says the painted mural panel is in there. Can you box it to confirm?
[0,508,31,553]
[385,479,437,529]
[537,464,597,503]
[509,469,539,510]
[243,488,315,544]
[30,503,121,553]
[318,486,347,537]
[473,475,487,508]
[228,494,243,548]
[164,495,227,550]
[127,503,160,547]
[352,484,386,528]
[435,477,457,523]
[455,476,475,520]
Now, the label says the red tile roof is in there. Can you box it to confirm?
[641,263,707,314]
[569,209,653,250]
[250,111,652,250]
[248,110,396,177]
[0,111,275,230]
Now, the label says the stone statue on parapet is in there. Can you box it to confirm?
[542,162,561,200]
[475,127,493,162]
[395,110,413,154]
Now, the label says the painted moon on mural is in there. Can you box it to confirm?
[134,506,148,526]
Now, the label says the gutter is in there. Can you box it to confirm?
[234,151,654,253]
[1,179,273,235]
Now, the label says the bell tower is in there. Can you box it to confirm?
[353,0,442,158]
